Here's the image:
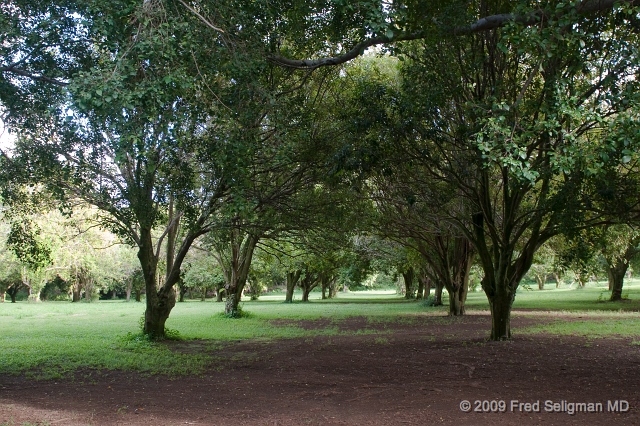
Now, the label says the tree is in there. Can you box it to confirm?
[331,2,640,339]
[1,0,275,337]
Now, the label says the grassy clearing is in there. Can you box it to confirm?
[1,283,640,379]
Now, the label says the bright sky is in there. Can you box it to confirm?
[0,120,15,153]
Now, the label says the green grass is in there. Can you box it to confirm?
[1,283,640,380]
[520,317,640,338]
[464,280,640,311]
[0,292,421,379]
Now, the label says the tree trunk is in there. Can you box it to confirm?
[536,275,545,290]
[328,279,338,298]
[72,283,81,302]
[487,287,515,340]
[216,286,225,302]
[434,282,443,306]
[416,276,425,300]
[401,267,415,299]
[554,273,561,288]
[7,284,19,303]
[299,270,319,303]
[177,280,186,302]
[302,287,311,302]
[139,228,175,338]
[608,261,629,302]
[126,278,132,302]
[448,286,467,316]
[201,286,207,301]
[285,270,301,303]
[320,274,332,300]
[223,233,259,317]
[135,289,142,302]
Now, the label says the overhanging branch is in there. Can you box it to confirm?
[269,0,637,70]
[0,66,69,86]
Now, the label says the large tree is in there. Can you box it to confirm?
[331,2,640,339]
[1,0,278,337]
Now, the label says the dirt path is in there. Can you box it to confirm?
[2,313,639,425]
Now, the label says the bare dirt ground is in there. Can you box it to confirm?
[2,312,640,425]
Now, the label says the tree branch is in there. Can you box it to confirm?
[269,0,637,70]
[0,66,68,86]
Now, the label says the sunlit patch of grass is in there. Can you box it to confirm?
[519,317,640,338]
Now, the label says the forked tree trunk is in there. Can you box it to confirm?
[536,275,545,290]
[285,270,301,303]
[7,284,19,303]
[554,273,561,288]
[443,239,474,316]
[300,272,319,302]
[448,285,467,316]
[222,233,259,317]
[320,274,332,300]
[140,228,175,338]
[608,261,629,302]
[302,287,312,302]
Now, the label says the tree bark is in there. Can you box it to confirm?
[416,275,425,300]
[554,273,561,288]
[328,279,338,298]
[434,282,444,306]
[444,239,474,315]
[299,271,319,302]
[140,227,175,338]
[401,267,415,299]
[536,275,545,290]
[72,283,81,302]
[320,273,332,300]
[216,286,225,302]
[223,232,259,317]
[487,287,515,340]
[448,286,467,316]
[608,261,629,302]
[302,287,312,302]
[285,270,301,303]
[6,284,20,303]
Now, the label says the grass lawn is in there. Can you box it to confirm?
[1,282,640,380]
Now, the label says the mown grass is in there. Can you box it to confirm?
[1,283,640,379]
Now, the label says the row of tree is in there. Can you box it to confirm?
[2,0,640,341]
